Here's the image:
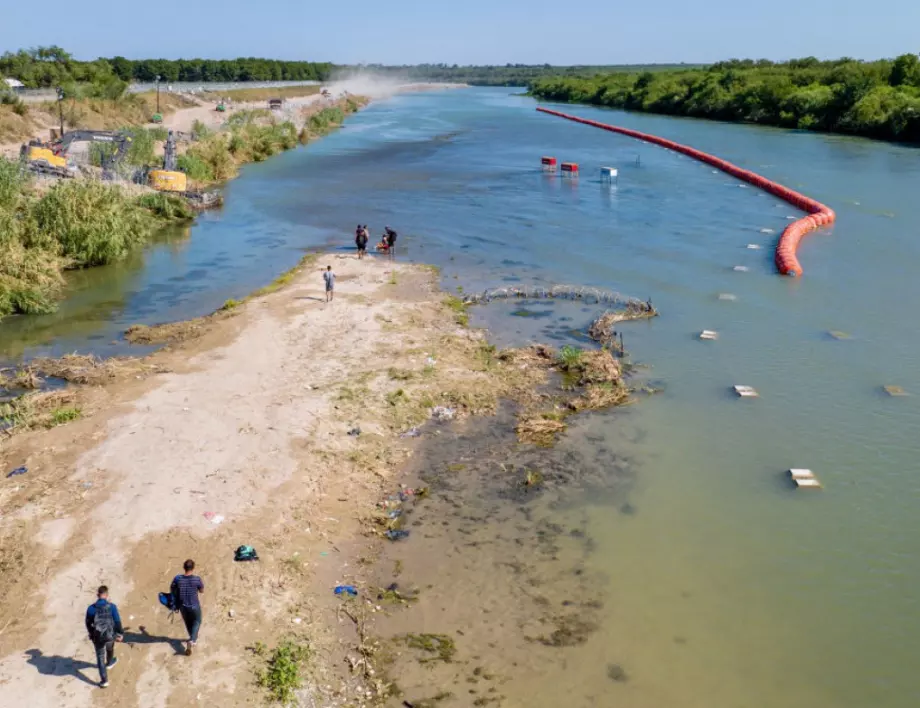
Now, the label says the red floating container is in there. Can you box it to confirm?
[541,156,557,166]
[561,162,579,173]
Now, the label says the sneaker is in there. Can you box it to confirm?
[99,681,109,688]
[106,657,118,670]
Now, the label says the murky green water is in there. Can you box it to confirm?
[3,88,919,706]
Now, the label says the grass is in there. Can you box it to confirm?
[48,406,81,427]
[399,633,457,664]
[557,345,583,369]
[444,295,470,327]
[253,639,311,705]
[220,298,242,311]
[135,193,194,221]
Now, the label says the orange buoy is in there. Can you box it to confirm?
[536,107,835,277]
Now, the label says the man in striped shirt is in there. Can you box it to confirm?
[170,559,204,656]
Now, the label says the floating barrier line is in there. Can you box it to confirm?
[462,284,650,309]
[536,107,836,277]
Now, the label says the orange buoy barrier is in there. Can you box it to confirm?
[536,107,835,277]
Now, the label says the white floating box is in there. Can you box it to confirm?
[733,265,750,272]
[600,167,618,181]
[718,293,737,301]
[746,244,762,250]
[733,385,758,397]
[883,385,909,397]
[788,468,822,489]
[699,330,719,340]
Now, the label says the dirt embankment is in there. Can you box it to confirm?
[0,255,561,707]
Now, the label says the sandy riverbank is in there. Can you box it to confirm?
[0,253,560,707]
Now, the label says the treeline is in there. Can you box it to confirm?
[529,55,920,143]
[366,63,696,87]
[0,46,332,88]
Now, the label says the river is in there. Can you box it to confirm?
[2,87,918,707]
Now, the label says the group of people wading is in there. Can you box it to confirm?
[355,224,398,259]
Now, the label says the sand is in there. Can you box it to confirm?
[0,254,522,707]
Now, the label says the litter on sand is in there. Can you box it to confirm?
[334,585,358,597]
[431,406,455,421]
[6,466,27,478]
[347,427,361,437]
[385,529,410,541]
[399,427,421,438]
[203,512,224,525]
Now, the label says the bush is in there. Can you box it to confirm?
[255,640,310,705]
[176,153,214,182]
[29,180,155,267]
[135,193,194,220]
[1,92,28,116]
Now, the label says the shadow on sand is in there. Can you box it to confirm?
[24,649,98,687]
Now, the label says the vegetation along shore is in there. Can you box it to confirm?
[0,89,365,320]
[530,55,920,143]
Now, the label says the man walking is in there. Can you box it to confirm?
[85,585,123,688]
[323,265,335,302]
[170,559,204,656]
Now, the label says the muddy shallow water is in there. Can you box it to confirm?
[370,403,641,707]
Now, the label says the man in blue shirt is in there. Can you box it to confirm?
[171,559,204,655]
[84,585,123,688]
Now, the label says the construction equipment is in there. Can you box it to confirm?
[216,101,226,112]
[22,130,132,179]
[148,130,187,192]
[146,130,221,209]
[268,98,283,111]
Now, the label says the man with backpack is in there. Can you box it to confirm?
[84,585,123,688]
[170,559,204,656]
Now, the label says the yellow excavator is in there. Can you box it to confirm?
[22,130,132,179]
[147,130,220,208]
[148,130,187,192]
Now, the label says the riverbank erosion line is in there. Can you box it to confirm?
[536,106,836,277]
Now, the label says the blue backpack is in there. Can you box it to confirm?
[158,576,181,612]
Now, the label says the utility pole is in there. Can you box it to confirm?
[155,75,161,113]
[56,87,65,137]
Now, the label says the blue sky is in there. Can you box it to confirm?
[1,0,917,64]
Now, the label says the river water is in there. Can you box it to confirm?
[2,88,918,707]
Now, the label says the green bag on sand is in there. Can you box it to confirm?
[234,545,259,562]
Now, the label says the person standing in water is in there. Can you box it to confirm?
[355,225,368,259]
[323,265,335,302]
[384,226,398,258]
